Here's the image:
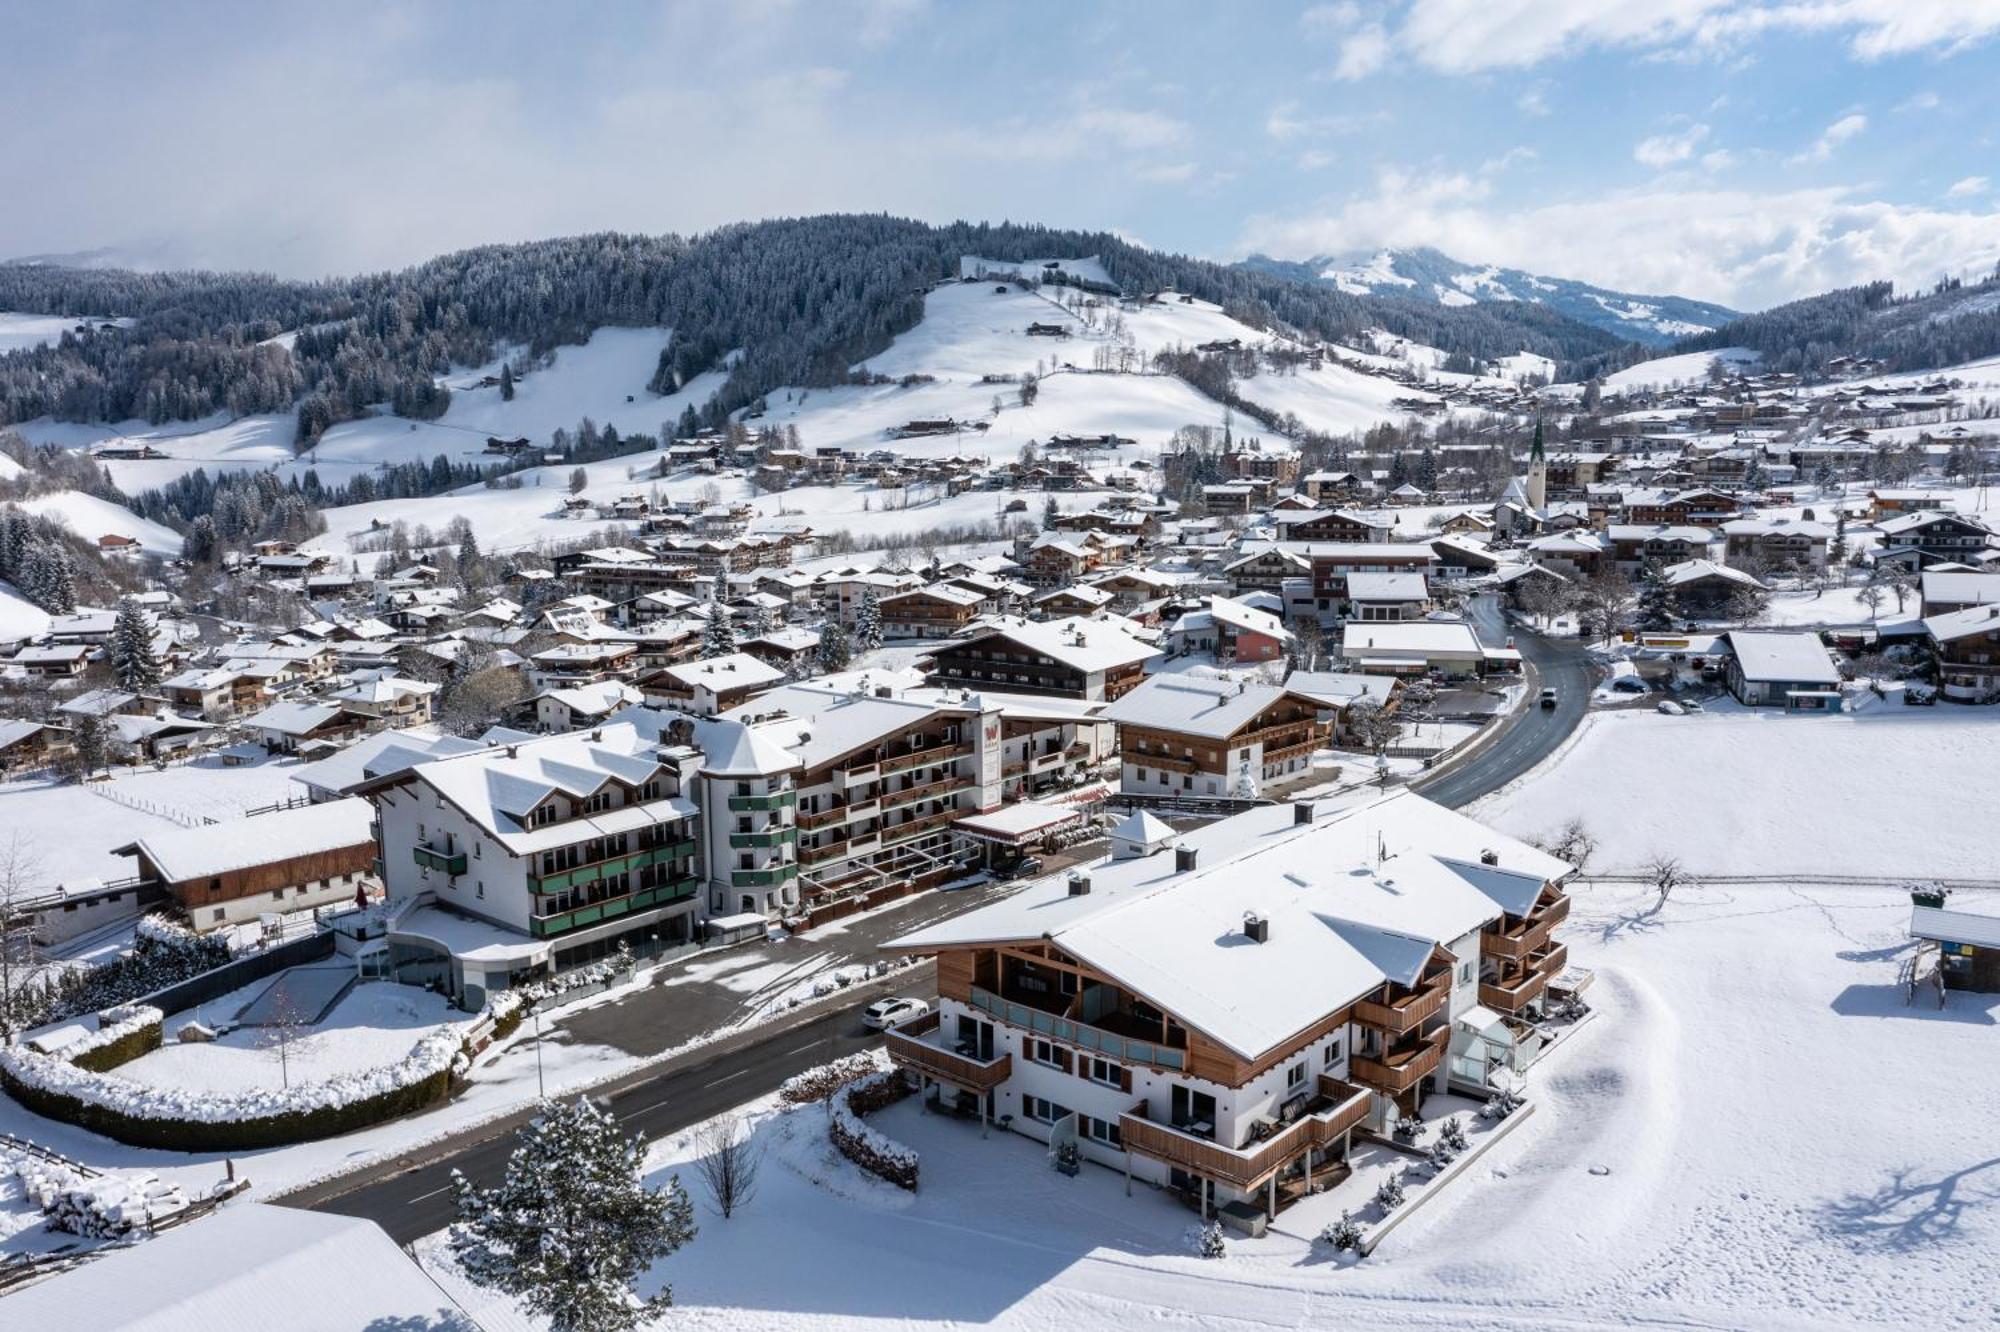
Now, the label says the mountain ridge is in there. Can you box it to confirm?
[1239,245,1741,347]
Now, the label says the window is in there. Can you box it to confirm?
[1460,960,1473,984]
[211,908,225,922]
[1023,1095,1069,1125]
[473,843,482,859]
[1286,1062,1307,1091]
[476,881,485,899]
[1082,1115,1122,1147]
[1322,1038,1342,1066]
[1029,1038,1063,1068]
[1084,1056,1121,1088]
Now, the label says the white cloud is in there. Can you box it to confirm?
[1946,175,1991,198]
[1070,107,1190,152]
[1790,112,1868,164]
[1298,149,1338,171]
[1316,0,2000,76]
[1237,168,2000,309]
[1133,161,1199,185]
[1896,90,1941,112]
[1516,83,1552,116]
[1635,123,1711,168]
[1264,101,1385,141]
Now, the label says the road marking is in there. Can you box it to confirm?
[708,1067,754,1086]
[408,1183,454,1202]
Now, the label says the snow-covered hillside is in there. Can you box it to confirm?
[0,311,132,354]
[15,490,181,556]
[1242,247,1741,346]
[1599,346,1760,394]
[15,327,709,493]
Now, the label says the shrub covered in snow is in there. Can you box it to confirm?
[0,1018,459,1151]
[1481,1087,1526,1120]
[66,1004,165,1073]
[1424,1140,1454,1173]
[1438,1115,1470,1154]
[3,916,229,1033]
[778,1052,878,1105]
[1191,1219,1227,1259]
[1319,1210,1366,1252]
[827,1069,918,1190]
[1393,1113,1427,1143]
[1373,1172,1406,1211]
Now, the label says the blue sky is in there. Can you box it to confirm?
[7,1,2000,310]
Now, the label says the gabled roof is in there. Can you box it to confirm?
[956,615,1159,673]
[1923,603,2000,644]
[114,798,374,883]
[1099,674,1290,739]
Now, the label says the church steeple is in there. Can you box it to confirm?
[1525,416,1547,512]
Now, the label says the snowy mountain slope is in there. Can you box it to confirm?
[1598,346,1760,394]
[1241,247,1740,345]
[0,311,133,354]
[0,578,52,642]
[15,490,183,556]
[15,328,718,493]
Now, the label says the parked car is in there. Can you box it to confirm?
[1008,856,1044,879]
[862,996,932,1030]
[1538,687,1559,709]
[1609,676,1649,694]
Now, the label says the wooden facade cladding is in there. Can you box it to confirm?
[1483,891,1571,962]
[152,843,375,908]
[1350,1026,1448,1095]
[885,1012,1013,1092]
[1118,1075,1369,1190]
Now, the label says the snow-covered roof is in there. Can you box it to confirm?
[1662,558,1763,589]
[1283,670,1398,707]
[288,729,487,797]
[114,798,375,883]
[0,1202,473,1331]
[1921,570,2000,607]
[1099,674,1291,739]
[722,681,986,771]
[955,801,1084,842]
[960,615,1159,673]
[1922,604,2000,644]
[889,791,1571,1059]
[655,652,785,693]
[1909,903,2000,949]
[1724,630,1841,684]
[1341,620,1485,657]
[246,699,344,736]
[1344,572,1428,602]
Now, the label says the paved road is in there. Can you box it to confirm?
[1412,596,1597,809]
[289,998,891,1244]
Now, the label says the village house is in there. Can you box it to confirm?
[247,699,376,754]
[877,584,988,640]
[1922,604,2000,703]
[1919,569,2000,617]
[1032,584,1115,619]
[926,615,1160,701]
[1342,572,1431,622]
[1722,631,1844,710]
[638,652,785,717]
[1721,518,1832,571]
[1606,524,1721,576]
[529,680,645,733]
[1165,596,1294,664]
[1874,511,1996,570]
[113,798,378,932]
[1341,620,1511,678]
[881,792,1575,1223]
[1101,675,1331,799]
[1658,559,1766,618]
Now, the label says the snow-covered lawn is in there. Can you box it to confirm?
[0,754,307,886]
[117,976,470,1097]
[1474,697,2000,877]
[0,312,131,354]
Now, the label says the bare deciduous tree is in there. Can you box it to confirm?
[694,1113,763,1220]
[1646,854,1694,912]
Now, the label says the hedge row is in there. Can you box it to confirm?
[0,1064,453,1153]
[68,1017,164,1074]
[829,1069,919,1191]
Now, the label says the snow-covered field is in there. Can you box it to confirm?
[1600,346,1759,393]
[0,311,131,354]
[1476,697,2000,877]
[12,490,181,556]
[0,755,306,886]
[0,578,52,642]
[118,977,470,1097]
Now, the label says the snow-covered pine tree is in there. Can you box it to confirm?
[451,1096,697,1332]
[500,362,515,401]
[109,597,162,690]
[700,601,736,659]
[816,620,852,673]
[854,587,883,652]
[1634,560,1681,632]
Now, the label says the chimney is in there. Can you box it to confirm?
[1067,871,1091,896]
[1243,913,1270,944]
[1293,800,1315,826]
[506,745,518,758]
[1175,845,1199,874]
[876,686,893,699]
[1479,848,1499,865]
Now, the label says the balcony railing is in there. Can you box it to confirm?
[1351,976,1449,1035]
[732,863,800,889]
[729,827,798,850]
[838,763,881,788]
[1118,1075,1369,1190]
[530,876,698,937]
[532,841,695,896]
[883,1013,1012,1092]
[881,742,964,776]
[1483,894,1570,961]
[727,791,796,813]
[1350,1027,1448,1095]
[881,776,961,811]
[412,844,466,876]
[969,985,1185,1071]
[1479,965,1550,1014]
[796,805,844,831]
[881,808,959,846]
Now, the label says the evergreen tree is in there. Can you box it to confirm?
[27,544,76,614]
[109,597,162,690]
[1634,561,1682,632]
[815,620,851,673]
[500,362,515,401]
[700,599,736,659]
[854,587,883,652]
[568,467,589,495]
[451,1097,697,1332]
[68,713,108,782]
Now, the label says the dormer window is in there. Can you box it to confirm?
[532,804,557,827]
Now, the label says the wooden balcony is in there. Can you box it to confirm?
[882,808,958,845]
[884,1012,1012,1093]
[796,804,844,831]
[1118,1075,1370,1191]
[1352,975,1449,1036]
[1483,894,1570,962]
[882,742,966,776]
[1350,1027,1447,1095]
[1480,965,1550,1015]
[1535,940,1569,979]
[881,776,961,810]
